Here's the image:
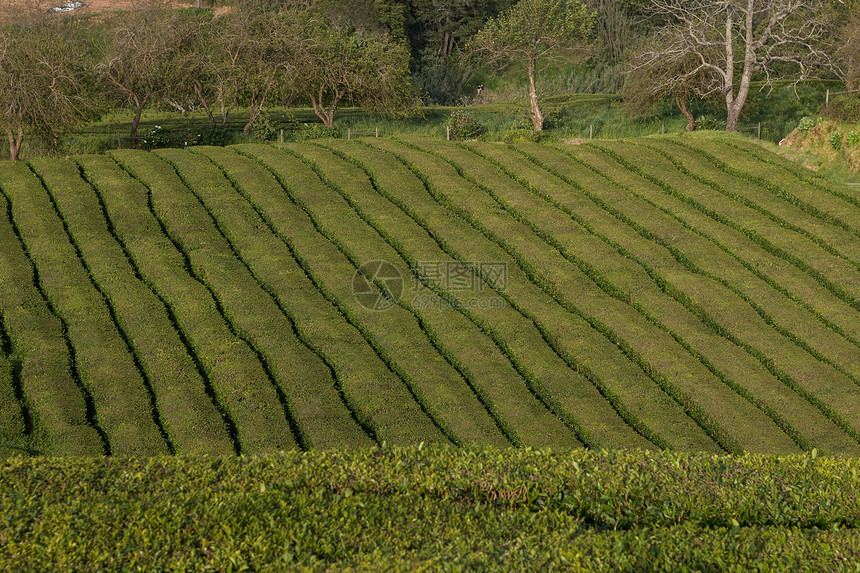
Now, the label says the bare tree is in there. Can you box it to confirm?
[636,0,836,131]
[210,5,297,135]
[96,2,202,141]
[836,11,860,91]
[0,15,94,160]
[625,45,713,131]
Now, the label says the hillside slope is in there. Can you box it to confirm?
[1,134,859,457]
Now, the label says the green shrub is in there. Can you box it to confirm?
[822,94,860,123]
[447,110,486,140]
[193,125,229,147]
[140,125,171,149]
[694,116,722,130]
[830,131,843,150]
[845,130,860,147]
[796,116,822,132]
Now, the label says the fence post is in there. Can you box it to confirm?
[375,126,379,138]
[757,122,761,140]
[279,129,283,144]
[826,89,830,106]
[446,125,450,141]
[661,123,665,135]
[589,124,593,139]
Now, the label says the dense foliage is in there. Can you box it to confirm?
[1,447,859,570]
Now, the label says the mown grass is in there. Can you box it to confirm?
[2,447,860,571]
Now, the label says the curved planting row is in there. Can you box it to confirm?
[154,148,376,449]
[290,141,585,450]
[1,137,858,456]
[369,137,738,452]
[315,140,656,450]
[232,144,505,448]
[688,138,860,238]
[503,141,860,455]
[717,137,860,210]
[597,141,860,396]
[393,136,804,455]
[77,154,288,454]
[0,163,161,455]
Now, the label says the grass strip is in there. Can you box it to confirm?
[319,139,658,451]
[157,148,377,449]
[76,155,284,454]
[232,144,500,448]
[373,137,746,453]
[291,141,584,449]
[31,158,234,456]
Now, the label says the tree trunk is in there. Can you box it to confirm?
[528,57,544,131]
[194,80,215,126]
[724,0,755,132]
[130,107,144,148]
[7,126,23,161]
[676,96,695,131]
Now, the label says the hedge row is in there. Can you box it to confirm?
[153,148,381,450]
[361,138,665,450]
[321,139,660,450]
[538,142,860,454]
[299,141,590,449]
[385,137,745,454]
[0,163,161,455]
[77,155,277,454]
[477,141,818,454]
[230,144,474,447]
[574,143,860,452]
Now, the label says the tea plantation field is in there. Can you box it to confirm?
[2,134,860,458]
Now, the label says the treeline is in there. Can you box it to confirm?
[1,0,858,160]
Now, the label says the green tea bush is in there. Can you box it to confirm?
[845,130,860,147]
[694,116,722,131]
[447,110,486,140]
[2,448,860,571]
